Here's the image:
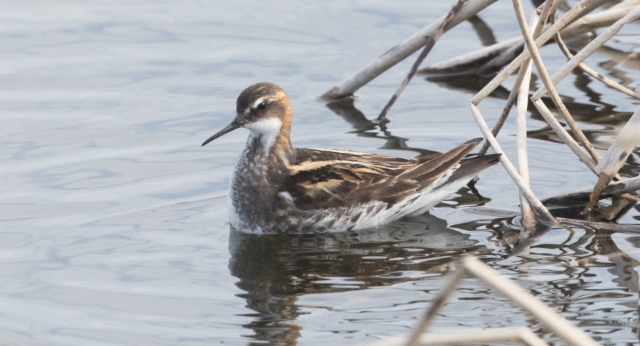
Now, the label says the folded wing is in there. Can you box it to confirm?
[285,138,484,210]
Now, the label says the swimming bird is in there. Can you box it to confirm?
[202,82,500,234]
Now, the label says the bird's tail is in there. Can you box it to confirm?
[447,153,501,183]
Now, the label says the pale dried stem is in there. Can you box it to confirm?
[378,0,466,120]
[554,20,640,99]
[513,0,601,165]
[533,99,598,171]
[477,1,552,156]
[397,257,601,346]
[560,1,640,38]
[533,6,640,100]
[471,0,599,105]
[533,0,556,37]
[586,105,640,211]
[471,103,557,225]
[425,0,627,77]
[463,257,601,346]
[471,0,579,224]
[517,55,536,228]
[596,105,640,178]
[580,0,618,15]
[558,217,640,232]
[517,9,548,229]
[526,6,640,212]
[477,70,525,155]
[320,0,498,100]
[419,36,522,77]
[404,266,466,346]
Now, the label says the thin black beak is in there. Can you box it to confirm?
[201,119,242,147]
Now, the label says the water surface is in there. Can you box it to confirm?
[1,0,639,345]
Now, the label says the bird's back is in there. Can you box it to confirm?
[283,138,499,213]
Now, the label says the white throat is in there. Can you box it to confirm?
[245,117,282,151]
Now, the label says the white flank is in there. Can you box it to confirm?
[245,117,282,151]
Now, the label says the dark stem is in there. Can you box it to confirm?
[377,0,467,121]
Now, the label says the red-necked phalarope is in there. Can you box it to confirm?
[202,82,500,234]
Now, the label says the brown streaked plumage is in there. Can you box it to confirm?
[202,82,500,234]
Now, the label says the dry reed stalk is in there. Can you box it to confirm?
[516,7,551,229]
[463,257,600,346]
[587,105,640,211]
[470,103,557,224]
[517,57,536,228]
[554,21,640,99]
[377,0,466,120]
[419,328,549,346]
[531,99,598,171]
[524,6,640,212]
[471,0,599,104]
[396,256,601,346]
[325,0,639,224]
[320,0,498,101]
[469,0,596,224]
[468,0,637,222]
[476,67,525,155]
[560,0,640,38]
[513,0,601,164]
[477,1,554,156]
[512,2,601,174]
[423,0,632,77]
[417,36,522,77]
[371,327,549,346]
[580,0,620,15]
[532,6,640,100]
[403,266,466,346]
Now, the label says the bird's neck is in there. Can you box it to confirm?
[243,116,293,161]
[243,131,293,165]
[234,117,294,194]
[229,123,294,230]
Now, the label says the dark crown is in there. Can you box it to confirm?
[236,82,285,114]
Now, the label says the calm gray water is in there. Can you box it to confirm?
[1,0,639,345]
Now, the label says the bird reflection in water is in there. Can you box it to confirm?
[228,213,489,345]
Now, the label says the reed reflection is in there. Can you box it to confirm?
[326,97,441,159]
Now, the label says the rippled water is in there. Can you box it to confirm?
[1,0,639,345]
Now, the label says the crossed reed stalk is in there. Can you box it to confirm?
[322,0,640,231]
[323,2,640,343]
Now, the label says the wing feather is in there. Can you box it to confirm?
[285,139,483,211]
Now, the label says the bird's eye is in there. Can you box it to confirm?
[256,102,267,110]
